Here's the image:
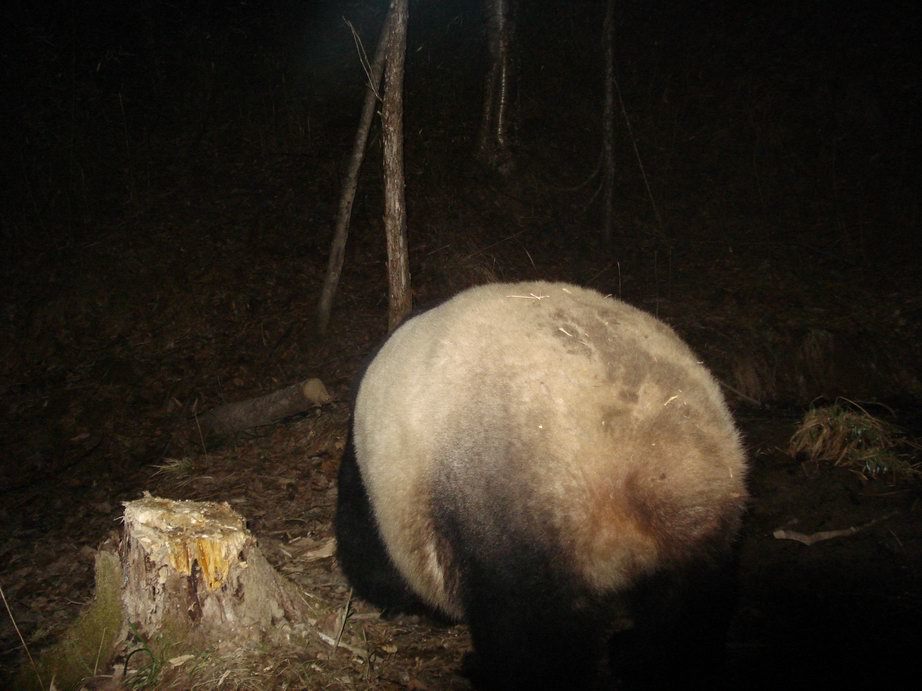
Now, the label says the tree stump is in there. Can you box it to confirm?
[122,495,308,647]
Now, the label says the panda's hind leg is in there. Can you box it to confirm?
[612,548,741,688]
[334,433,432,617]
[461,566,612,690]
[439,510,612,689]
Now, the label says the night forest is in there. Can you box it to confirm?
[1,0,920,688]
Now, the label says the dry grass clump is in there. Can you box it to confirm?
[788,399,921,481]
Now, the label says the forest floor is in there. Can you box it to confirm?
[2,1,920,688]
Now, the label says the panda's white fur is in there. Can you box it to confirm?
[339,281,748,686]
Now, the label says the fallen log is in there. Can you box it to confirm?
[198,377,332,436]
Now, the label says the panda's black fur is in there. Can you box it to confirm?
[335,282,748,689]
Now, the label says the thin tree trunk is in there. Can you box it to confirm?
[602,0,615,244]
[381,0,411,331]
[477,0,516,173]
[316,8,397,335]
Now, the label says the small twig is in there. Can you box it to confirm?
[773,511,898,546]
[506,292,549,301]
[0,582,43,687]
[717,378,763,407]
[461,228,528,261]
[613,71,667,242]
[333,589,353,650]
[344,18,380,101]
[522,246,536,270]
[545,149,603,192]
[317,630,368,658]
[191,398,208,455]
[318,626,367,659]
[94,626,107,675]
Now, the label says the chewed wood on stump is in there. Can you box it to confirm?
[122,495,306,645]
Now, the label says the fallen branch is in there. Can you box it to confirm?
[772,511,898,546]
[316,629,368,659]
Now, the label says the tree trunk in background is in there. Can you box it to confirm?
[316,8,396,335]
[381,0,411,332]
[602,0,615,245]
[477,0,517,173]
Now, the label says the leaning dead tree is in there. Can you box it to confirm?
[477,0,517,173]
[317,0,412,335]
[196,6,413,442]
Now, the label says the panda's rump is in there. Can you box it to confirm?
[353,281,746,618]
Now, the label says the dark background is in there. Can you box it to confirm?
[2,0,920,687]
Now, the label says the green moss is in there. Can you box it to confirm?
[16,549,125,690]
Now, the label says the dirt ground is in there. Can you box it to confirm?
[2,0,920,688]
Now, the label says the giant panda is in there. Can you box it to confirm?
[335,281,748,689]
